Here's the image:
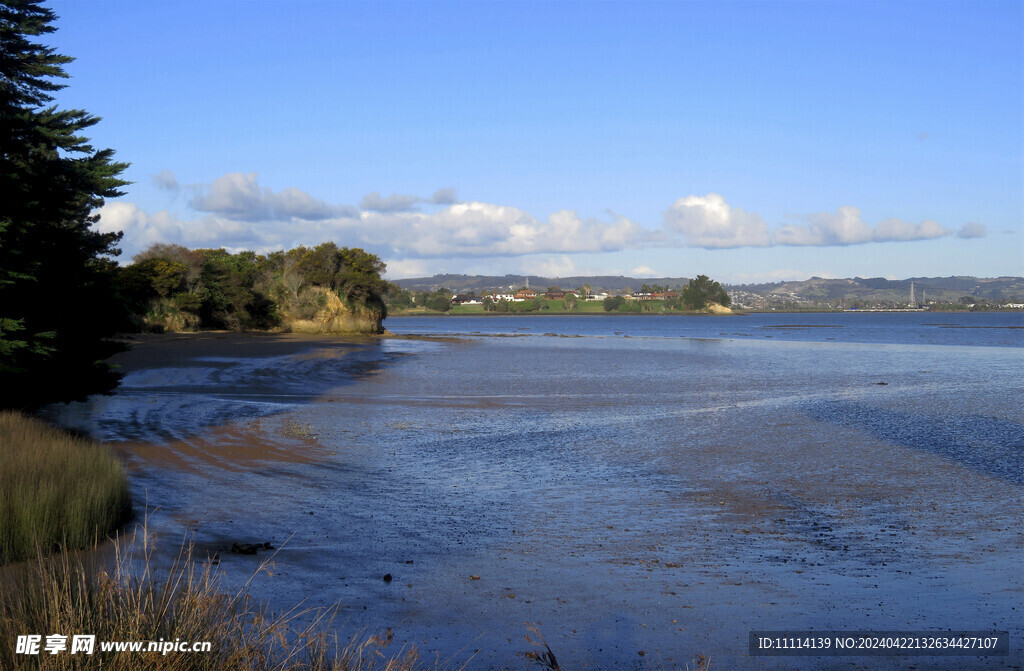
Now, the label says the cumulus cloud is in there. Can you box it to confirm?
[359,187,459,212]
[350,202,646,258]
[100,172,989,268]
[780,206,876,245]
[776,207,959,246]
[190,172,357,221]
[153,169,180,191]
[957,222,986,239]
[431,188,458,205]
[98,194,649,263]
[663,193,771,248]
[381,258,433,279]
[521,255,578,278]
[873,217,949,242]
[96,202,256,254]
[663,194,980,249]
[359,192,422,213]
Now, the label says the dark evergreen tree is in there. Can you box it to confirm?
[0,0,130,408]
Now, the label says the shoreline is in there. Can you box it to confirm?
[107,331,386,375]
[389,310,745,317]
[390,308,1024,317]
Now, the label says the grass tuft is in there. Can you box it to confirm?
[0,412,131,564]
[0,526,424,670]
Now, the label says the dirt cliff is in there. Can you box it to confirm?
[284,287,385,334]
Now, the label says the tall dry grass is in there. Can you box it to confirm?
[0,412,131,564]
[0,526,423,670]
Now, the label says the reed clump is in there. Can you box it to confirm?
[0,527,422,670]
[0,412,131,564]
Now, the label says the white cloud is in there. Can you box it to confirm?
[359,188,459,212]
[152,169,180,191]
[94,201,148,236]
[631,265,659,277]
[99,196,648,263]
[957,222,986,239]
[663,193,771,248]
[521,255,578,278]
[359,192,423,213]
[431,188,458,205]
[873,217,949,242]
[190,172,357,221]
[96,202,257,257]
[381,258,433,279]
[776,208,957,246]
[664,194,980,249]
[101,173,989,270]
[348,203,646,258]
[788,206,875,245]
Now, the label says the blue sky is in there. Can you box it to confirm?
[48,0,1022,282]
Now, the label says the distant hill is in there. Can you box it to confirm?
[393,274,694,294]
[391,273,1024,307]
[729,276,1024,305]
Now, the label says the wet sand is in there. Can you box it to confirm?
[108,331,381,374]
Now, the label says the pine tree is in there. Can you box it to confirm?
[0,0,129,409]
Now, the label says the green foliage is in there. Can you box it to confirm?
[0,0,130,408]
[603,296,624,312]
[406,287,453,312]
[384,282,413,310]
[424,291,452,312]
[120,243,389,332]
[680,275,731,310]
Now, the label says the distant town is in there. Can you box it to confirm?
[391,274,1024,312]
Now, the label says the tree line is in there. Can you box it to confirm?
[119,242,388,333]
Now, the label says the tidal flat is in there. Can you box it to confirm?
[48,314,1023,669]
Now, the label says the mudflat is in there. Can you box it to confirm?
[109,331,381,373]
[48,317,1023,669]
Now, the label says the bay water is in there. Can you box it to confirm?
[53,312,1023,668]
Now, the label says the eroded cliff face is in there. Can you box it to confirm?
[284,287,385,334]
[705,302,734,315]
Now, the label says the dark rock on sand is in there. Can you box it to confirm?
[231,541,275,555]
